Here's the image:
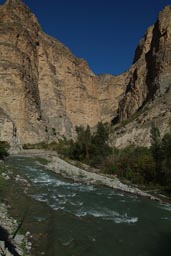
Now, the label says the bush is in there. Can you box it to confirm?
[54,138,74,157]
[23,139,73,158]
[0,141,10,160]
[150,125,171,186]
[23,142,49,150]
[22,123,171,188]
[160,133,171,186]
[103,146,156,185]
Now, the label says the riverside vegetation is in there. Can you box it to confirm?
[24,122,171,194]
[0,141,9,160]
[0,124,171,255]
[0,141,9,189]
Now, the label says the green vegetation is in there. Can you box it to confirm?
[23,122,171,190]
[0,141,10,191]
[150,125,171,187]
[0,141,9,160]
[103,125,171,189]
[23,141,49,150]
[62,122,171,189]
[23,122,111,166]
[68,123,111,166]
[103,146,156,185]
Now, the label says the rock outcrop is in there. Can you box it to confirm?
[0,108,19,149]
[118,6,171,121]
[0,0,171,148]
[0,0,125,146]
[113,6,171,147]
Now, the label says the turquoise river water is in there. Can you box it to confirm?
[2,156,171,256]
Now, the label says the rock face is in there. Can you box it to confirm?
[118,6,171,121]
[0,0,171,148]
[0,108,18,147]
[0,0,125,147]
[113,6,171,147]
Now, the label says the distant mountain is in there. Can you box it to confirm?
[0,0,171,149]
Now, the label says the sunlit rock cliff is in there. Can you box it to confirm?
[0,0,126,148]
[0,0,171,148]
[0,0,125,148]
[114,6,171,147]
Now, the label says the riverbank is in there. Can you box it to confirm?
[46,155,164,201]
[14,149,168,203]
[5,150,171,256]
[0,203,32,256]
[0,162,32,256]
[0,202,24,256]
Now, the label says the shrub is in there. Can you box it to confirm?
[23,142,47,150]
[150,125,171,186]
[0,141,10,160]
[160,133,171,186]
[103,145,156,185]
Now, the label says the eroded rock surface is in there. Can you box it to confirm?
[0,0,125,146]
[0,0,171,148]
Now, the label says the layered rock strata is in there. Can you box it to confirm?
[0,0,171,148]
[113,6,171,147]
[0,0,125,146]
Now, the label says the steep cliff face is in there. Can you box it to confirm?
[0,0,125,146]
[0,0,171,148]
[114,6,171,147]
[118,6,171,121]
[0,107,19,148]
[0,0,46,146]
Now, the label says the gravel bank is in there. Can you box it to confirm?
[0,202,32,256]
[46,155,162,201]
[0,163,32,256]
[13,149,163,202]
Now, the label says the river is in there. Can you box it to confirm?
[2,156,171,256]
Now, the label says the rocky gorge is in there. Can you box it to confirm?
[0,0,170,149]
[0,1,171,256]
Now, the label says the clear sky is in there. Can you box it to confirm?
[1,0,171,75]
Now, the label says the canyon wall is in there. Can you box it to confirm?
[0,0,171,148]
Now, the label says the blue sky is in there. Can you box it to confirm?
[1,0,171,75]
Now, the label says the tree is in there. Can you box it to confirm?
[93,122,109,146]
[69,122,112,166]
[150,125,171,186]
[92,122,111,157]
[161,133,171,185]
[150,124,162,182]
[70,125,92,162]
